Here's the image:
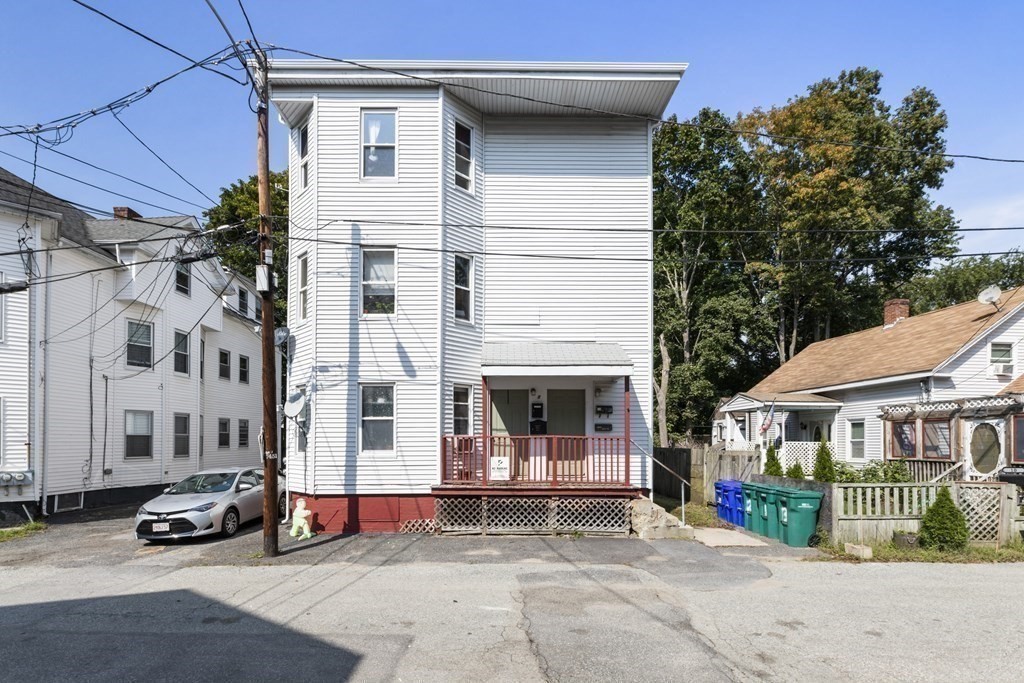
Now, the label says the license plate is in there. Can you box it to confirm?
[152,522,170,532]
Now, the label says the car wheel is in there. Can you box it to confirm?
[221,508,240,538]
[278,493,287,519]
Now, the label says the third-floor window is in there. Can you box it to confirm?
[362,110,396,178]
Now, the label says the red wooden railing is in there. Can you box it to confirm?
[441,435,631,487]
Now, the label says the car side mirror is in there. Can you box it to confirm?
[163,487,171,494]
[237,482,254,492]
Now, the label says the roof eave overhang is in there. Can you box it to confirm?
[780,371,945,395]
[482,364,632,378]
[933,299,1024,374]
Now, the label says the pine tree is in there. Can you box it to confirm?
[812,439,836,482]
[919,486,969,551]
[764,445,783,477]
[785,461,805,480]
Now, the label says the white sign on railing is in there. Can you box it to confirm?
[490,456,510,481]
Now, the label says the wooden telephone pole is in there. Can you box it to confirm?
[254,47,279,557]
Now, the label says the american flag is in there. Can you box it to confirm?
[759,399,776,434]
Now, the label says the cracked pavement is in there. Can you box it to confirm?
[1,506,1023,681]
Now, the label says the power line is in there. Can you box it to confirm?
[203,0,259,91]
[70,0,247,86]
[112,111,218,205]
[266,45,1024,165]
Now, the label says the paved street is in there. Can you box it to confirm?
[1,507,1022,682]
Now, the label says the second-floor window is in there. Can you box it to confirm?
[238,288,249,317]
[299,124,309,158]
[362,110,396,178]
[454,121,473,191]
[218,418,230,448]
[173,331,189,374]
[455,255,472,321]
[991,342,1013,374]
[219,349,231,380]
[127,321,153,368]
[176,262,190,295]
[298,253,309,321]
[362,249,395,316]
[239,355,249,384]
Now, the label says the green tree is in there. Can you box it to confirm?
[902,251,1024,313]
[203,170,290,326]
[919,486,969,551]
[812,439,837,482]
[785,462,806,480]
[764,445,784,476]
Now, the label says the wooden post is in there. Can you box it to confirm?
[624,376,631,487]
[481,376,488,486]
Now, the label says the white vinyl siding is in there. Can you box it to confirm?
[125,411,153,459]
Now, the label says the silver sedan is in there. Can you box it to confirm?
[135,467,286,541]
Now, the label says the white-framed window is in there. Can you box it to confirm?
[454,254,472,321]
[453,385,471,435]
[360,384,395,454]
[126,320,153,368]
[219,349,231,380]
[361,110,396,178]
[255,293,262,320]
[238,288,249,317]
[299,123,309,158]
[173,414,190,458]
[175,262,190,296]
[454,120,473,191]
[173,331,189,375]
[218,418,230,448]
[849,420,865,459]
[125,411,153,459]
[239,355,250,384]
[297,253,309,321]
[238,419,249,448]
[296,387,309,453]
[361,249,396,316]
[991,342,1013,374]
[301,162,309,190]
[199,338,205,381]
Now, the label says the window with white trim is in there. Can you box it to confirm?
[991,342,1013,374]
[849,421,865,459]
[238,419,249,448]
[175,262,190,295]
[219,349,230,380]
[173,414,190,458]
[125,411,153,459]
[173,331,189,374]
[453,385,471,435]
[238,288,249,317]
[362,249,396,315]
[301,162,309,190]
[361,110,396,178]
[199,339,205,380]
[299,124,309,158]
[454,121,473,191]
[239,355,249,384]
[297,253,309,321]
[126,321,153,368]
[296,387,309,452]
[454,255,472,321]
[361,384,394,453]
[218,418,230,448]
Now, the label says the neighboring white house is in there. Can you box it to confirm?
[718,294,1024,481]
[269,60,686,532]
[0,166,263,514]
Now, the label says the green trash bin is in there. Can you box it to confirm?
[759,485,782,540]
[741,482,761,533]
[778,489,824,547]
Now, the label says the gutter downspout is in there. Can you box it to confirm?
[40,249,53,516]
[436,86,447,487]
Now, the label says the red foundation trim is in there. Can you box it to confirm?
[289,493,436,534]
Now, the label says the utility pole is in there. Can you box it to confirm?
[254,46,279,557]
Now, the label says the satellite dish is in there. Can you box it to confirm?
[283,391,306,418]
[978,285,1002,308]
[274,326,291,346]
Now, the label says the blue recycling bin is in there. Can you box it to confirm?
[714,481,727,521]
[717,480,742,525]
[726,482,745,526]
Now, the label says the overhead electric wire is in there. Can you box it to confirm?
[203,0,259,88]
[266,44,1024,165]
[70,0,247,86]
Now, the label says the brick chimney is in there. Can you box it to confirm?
[883,298,910,328]
[113,206,142,220]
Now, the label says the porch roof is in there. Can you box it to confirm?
[482,342,633,377]
[722,391,842,412]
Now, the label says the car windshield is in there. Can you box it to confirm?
[167,472,236,495]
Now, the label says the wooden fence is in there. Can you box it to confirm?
[701,448,761,504]
[834,481,1017,547]
[652,448,692,503]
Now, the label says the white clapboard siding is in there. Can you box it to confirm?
[938,309,1024,398]
[831,381,921,463]
[0,210,32,499]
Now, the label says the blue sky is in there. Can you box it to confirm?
[1,1,1022,254]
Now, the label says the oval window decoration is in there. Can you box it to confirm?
[970,423,1001,474]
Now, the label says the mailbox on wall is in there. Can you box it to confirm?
[529,419,547,435]
[594,423,613,433]
[596,405,613,417]
[531,402,544,419]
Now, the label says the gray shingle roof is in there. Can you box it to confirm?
[85,215,195,243]
[482,342,632,367]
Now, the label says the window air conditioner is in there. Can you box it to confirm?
[993,363,1015,376]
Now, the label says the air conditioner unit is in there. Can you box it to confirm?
[993,363,1015,376]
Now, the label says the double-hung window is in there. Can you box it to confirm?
[199,339,205,380]
[173,331,189,375]
[991,342,1013,375]
[360,384,394,453]
[891,421,917,459]
[297,253,309,321]
[238,289,249,318]
[127,321,153,368]
[299,124,309,158]
[849,421,865,459]
[922,420,952,459]
[454,121,473,191]
[362,249,396,316]
[453,386,471,435]
[362,110,396,178]
[175,262,190,295]
[255,294,262,321]
[296,387,309,453]
[125,411,153,459]
[238,419,249,448]
[218,418,230,448]
[239,355,250,384]
[219,350,231,380]
[454,255,472,321]
[173,414,190,458]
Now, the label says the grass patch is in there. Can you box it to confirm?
[816,541,1024,563]
[654,496,732,528]
[0,521,46,543]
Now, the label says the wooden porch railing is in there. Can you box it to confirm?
[441,435,631,487]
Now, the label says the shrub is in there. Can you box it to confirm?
[834,461,862,483]
[764,445,783,476]
[785,462,806,479]
[861,460,913,483]
[812,439,837,482]
[919,486,969,551]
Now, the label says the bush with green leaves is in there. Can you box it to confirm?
[785,462,806,479]
[919,486,969,551]
[833,461,862,483]
[860,460,913,483]
[764,445,783,476]
[812,439,837,482]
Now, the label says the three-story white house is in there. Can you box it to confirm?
[270,60,686,533]
[0,167,263,516]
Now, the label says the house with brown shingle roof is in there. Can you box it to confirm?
[718,291,1024,480]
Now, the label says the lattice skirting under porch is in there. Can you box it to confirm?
[434,496,631,535]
